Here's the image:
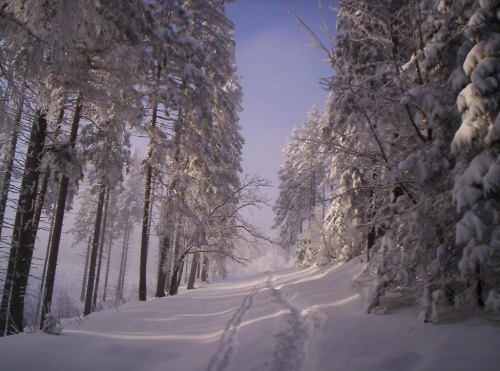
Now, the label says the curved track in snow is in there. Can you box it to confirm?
[206,284,261,371]
[266,275,308,371]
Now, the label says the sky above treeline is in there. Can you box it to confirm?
[225,0,337,232]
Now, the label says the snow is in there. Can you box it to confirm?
[456,211,486,245]
[486,290,500,312]
[483,162,500,193]
[463,34,500,75]
[1,259,499,371]
[491,112,500,141]
[453,152,496,210]
[448,67,468,94]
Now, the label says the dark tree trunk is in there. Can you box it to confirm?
[169,255,184,296]
[366,226,376,263]
[164,243,172,293]
[476,264,485,307]
[139,151,153,301]
[0,115,20,240]
[169,266,179,296]
[102,238,113,302]
[175,260,186,284]
[201,255,209,282]
[168,217,183,295]
[155,235,170,298]
[0,111,48,335]
[0,67,27,239]
[178,263,184,287]
[139,63,162,302]
[40,97,82,326]
[116,224,130,301]
[81,237,92,302]
[93,186,110,310]
[83,180,106,316]
[366,187,376,263]
[32,107,64,242]
[36,205,56,328]
[187,253,198,290]
[120,230,130,300]
[168,248,190,296]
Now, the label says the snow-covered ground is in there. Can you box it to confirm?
[1,259,499,371]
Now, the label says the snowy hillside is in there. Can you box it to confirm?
[1,259,499,371]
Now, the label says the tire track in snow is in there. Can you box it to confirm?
[267,275,308,371]
[207,284,260,371]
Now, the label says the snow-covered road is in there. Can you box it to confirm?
[1,260,499,371]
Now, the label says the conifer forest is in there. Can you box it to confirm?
[0,1,499,370]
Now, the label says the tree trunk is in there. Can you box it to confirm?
[139,63,162,302]
[322,185,326,221]
[0,64,27,239]
[102,238,113,302]
[169,265,180,296]
[178,263,184,288]
[40,97,82,326]
[0,113,20,239]
[164,246,172,293]
[187,253,198,290]
[83,180,106,316]
[366,226,376,263]
[35,205,56,328]
[155,235,170,298]
[169,252,185,296]
[168,217,183,295]
[201,255,209,282]
[116,224,130,301]
[476,264,485,307]
[168,248,190,296]
[1,110,48,335]
[32,107,64,234]
[93,186,110,310]
[81,237,92,302]
[139,155,153,301]
[120,230,130,301]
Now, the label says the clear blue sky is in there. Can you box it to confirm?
[225,0,337,232]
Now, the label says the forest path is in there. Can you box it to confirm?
[204,272,313,371]
[2,260,498,371]
[206,283,262,371]
[266,274,309,371]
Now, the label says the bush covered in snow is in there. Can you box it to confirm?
[42,313,62,335]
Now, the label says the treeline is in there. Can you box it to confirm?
[0,0,263,336]
[274,0,500,321]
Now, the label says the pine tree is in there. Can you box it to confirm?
[40,95,82,327]
[273,106,327,266]
[451,0,500,308]
[285,0,493,320]
[142,0,244,296]
[1,0,148,335]
[114,150,143,301]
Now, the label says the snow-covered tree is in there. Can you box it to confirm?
[115,151,144,301]
[0,0,150,334]
[273,106,327,266]
[286,0,499,321]
[137,0,244,300]
[450,0,500,308]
